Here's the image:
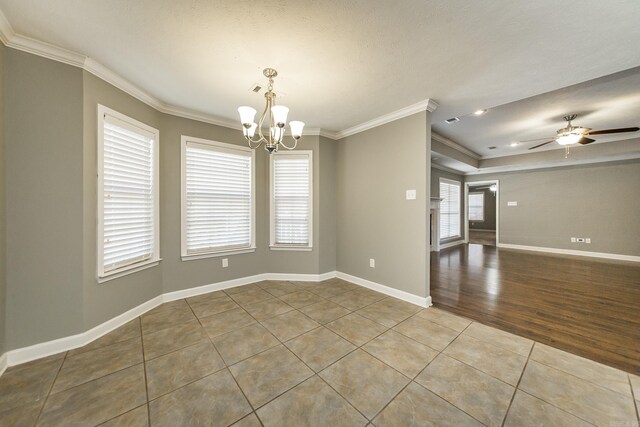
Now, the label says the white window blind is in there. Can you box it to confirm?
[439,179,461,240]
[271,152,312,248]
[183,139,254,257]
[469,193,485,221]
[98,107,159,279]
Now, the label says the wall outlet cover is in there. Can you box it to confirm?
[507,201,518,207]
[222,258,228,268]
[369,258,375,268]
[571,237,577,243]
[406,190,416,200]
[585,238,591,244]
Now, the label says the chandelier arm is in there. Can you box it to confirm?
[246,136,265,150]
[278,137,298,150]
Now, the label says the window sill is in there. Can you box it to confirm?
[98,259,161,283]
[181,247,256,261]
[269,246,313,252]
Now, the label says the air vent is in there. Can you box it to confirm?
[445,117,460,124]
[249,83,262,93]
[488,146,497,150]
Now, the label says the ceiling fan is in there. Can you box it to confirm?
[526,114,639,150]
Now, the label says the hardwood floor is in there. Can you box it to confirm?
[430,244,640,374]
[468,230,496,246]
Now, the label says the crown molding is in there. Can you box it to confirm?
[335,99,439,139]
[431,162,465,175]
[432,132,481,160]
[0,9,436,141]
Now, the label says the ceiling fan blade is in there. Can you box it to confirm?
[519,136,555,142]
[585,127,639,135]
[578,137,595,145]
[528,140,554,150]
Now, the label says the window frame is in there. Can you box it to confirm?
[439,177,461,241]
[180,135,256,261]
[97,105,160,282]
[269,150,313,251]
[468,192,485,222]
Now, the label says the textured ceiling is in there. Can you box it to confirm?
[1,0,640,134]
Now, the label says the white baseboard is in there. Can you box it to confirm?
[336,272,430,308]
[439,239,465,250]
[3,271,340,369]
[0,352,7,376]
[497,243,640,263]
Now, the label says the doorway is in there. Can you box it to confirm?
[464,180,498,246]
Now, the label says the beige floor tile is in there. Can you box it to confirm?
[199,307,257,338]
[257,376,367,427]
[393,316,459,351]
[149,369,252,427]
[349,287,388,302]
[631,374,640,405]
[0,357,63,412]
[299,300,351,324]
[141,301,197,334]
[309,283,354,298]
[285,327,356,372]
[185,290,227,304]
[229,345,313,408]
[143,319,208,360]
[0,401,42,427]
[504,390,592,427]
[462,322,533,356]
[519,361,637,426]
[326,313,387,346]
[212,324,280,365]
[232,413,262,426]
[415,307,472,332]
[244,298,294,321]
[187,294,239,319]
[329,290,383,311]
[374,297,422,315]
[260,310,320,341]
[531,343,632,396]
[38,364,146,426]
[51,337,143,393]
[259,280,300,297]
[101,404,148,427]
[68,319,140,357]
[363,330,438,378]
[224,283,261,295]
[278,290,323,309]
[356,300,414,327]
[230,288,274,306]
[373,381,483,427]
[443,334,527,386]
[319,349,409,420]
[146,341,226,400]
[415,354,514,426]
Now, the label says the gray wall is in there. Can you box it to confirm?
[5,50,85,349]
[0,45,5,354]
[319,136,337,273]
[468,187,496,230]
[336,112,430,297]
[467,160,640,255]
[431,167,466,243]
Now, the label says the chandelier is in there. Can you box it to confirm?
[237,68,305,153]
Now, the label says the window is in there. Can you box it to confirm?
[270,151,313,250]
[181,136,255,259]
[439,178,461,240]
[97,105,160,280]
[468,192,485,221]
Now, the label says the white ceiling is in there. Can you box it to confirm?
[1,0,640,134]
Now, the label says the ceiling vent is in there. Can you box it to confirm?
[488,146,497,150]
[445,117,460,124]
[249,83,262,93]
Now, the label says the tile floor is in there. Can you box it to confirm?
[1,278,639,426]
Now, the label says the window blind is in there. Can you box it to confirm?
[468,193,485,221]
[439,180,461,239]
[272,154,311,246]
[184,142,253,255]
[101,116,157,274]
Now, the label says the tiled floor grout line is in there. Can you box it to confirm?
[628,374,640,423]
[138,317,152,427]
[33,350,69,426]
[500,340,535,427]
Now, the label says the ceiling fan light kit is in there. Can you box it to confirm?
[238,68,305,154]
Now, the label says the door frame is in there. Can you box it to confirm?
[464,180,500,245]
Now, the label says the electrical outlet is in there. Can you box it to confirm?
[369,258,375,268]
[406,190,416,200]
[571,237,577,243]
[585,238,591,244]
[576,238,585,243]
[222,258,228,268]
[507,201,518,207]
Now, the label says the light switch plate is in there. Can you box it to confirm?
[507,201,518,207]
[406,190,416,200]
[222,258,228,268]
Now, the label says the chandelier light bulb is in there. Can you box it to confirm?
[289,121,305,139]
[556,133,582,145]
[245,122,257,138]
[271,105,289,126]
[238,106,257,126]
